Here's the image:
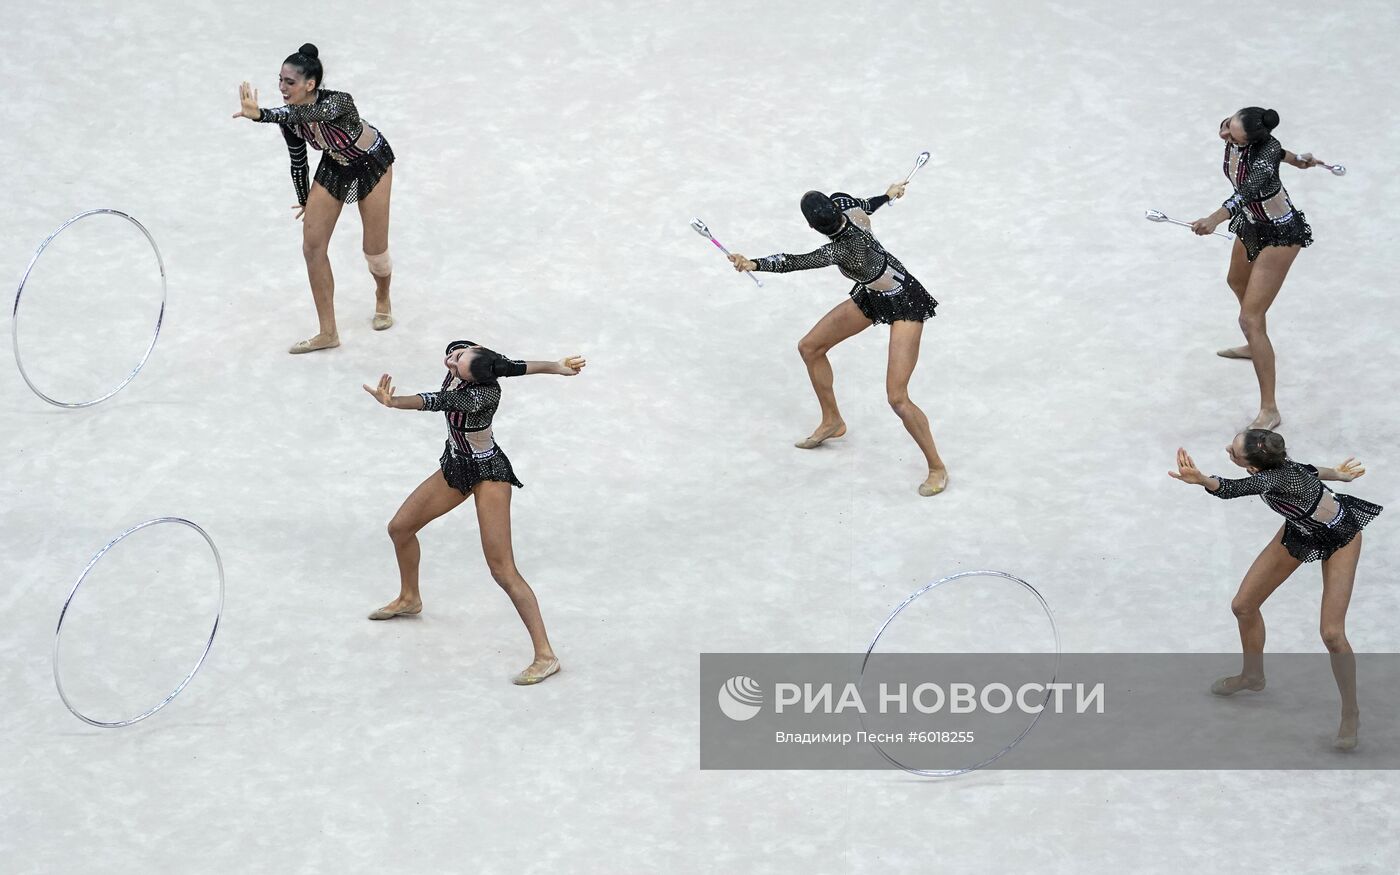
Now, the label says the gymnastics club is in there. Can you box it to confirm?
[889,151,931,206]
[1144,209,1233,240]
[690,218,763,288]
[1299,153,1346,176]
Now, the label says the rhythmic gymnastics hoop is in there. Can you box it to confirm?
[12,208,167,408]
[858,570,1060,777]
[53,517,224,728]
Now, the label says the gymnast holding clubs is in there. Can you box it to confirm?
[1170,430,1382,750]
[362,342,587,686]
[233,43,397,354]
[726,182,949,497]
[1189,107,1329,431]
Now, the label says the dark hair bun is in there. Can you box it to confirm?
[298,43,319,59]
[1262,108,1279,129]
[1241,428,1287,468]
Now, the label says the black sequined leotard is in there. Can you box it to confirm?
[752,192,938,324]
[417,349,529,494]
[1221,137,1313,262]
[1210,460,1381,562]
[255,89,395,205]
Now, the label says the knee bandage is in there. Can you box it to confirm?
[365,249,393,277]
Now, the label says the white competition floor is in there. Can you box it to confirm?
[3,1,1398,871]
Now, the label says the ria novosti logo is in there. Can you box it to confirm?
[718,676,763,721]
[717,677,1103,721]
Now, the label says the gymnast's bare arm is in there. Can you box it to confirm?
[1316,459,1366,482]
[362,375,425,409]
[521,357,587,376]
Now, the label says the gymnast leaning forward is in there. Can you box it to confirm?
[728,185,948,496]
[363,341,586,685]
[234,43,398,353]
[1171,430,1381,750]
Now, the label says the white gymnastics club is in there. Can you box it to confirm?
[1144,209,1233,240]
[904,150,931,183]
[690,218,763,288]
[1299,153,1346,176]
[889,151,931,206]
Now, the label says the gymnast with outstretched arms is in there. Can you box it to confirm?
[363,341,586,685]
[1171,429,1381,750]
[726,183,947,496]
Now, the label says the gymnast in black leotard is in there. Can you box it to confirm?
[1171,429,1380,750]
[727,184,948,497]
[748,191,939,326]
[419,343,529,494]
[362,341,587,685]
[233,43,397,354]
[1188,107,1329,431]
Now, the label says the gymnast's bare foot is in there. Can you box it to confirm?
[1210,673,1266,696]
[918,467,949,497]
[368,596,422,620]
[1248,408,1282,431]
[1335,711,1359,751]
[1216,345,1252,359]
[795,420,846,449]
[289,332,340,354]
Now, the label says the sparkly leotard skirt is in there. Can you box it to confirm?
[1230,210,1313,263]
[1280,493,1382,563]
[438,441,523,494]
[849,275,938,325]
[315,132,395,204]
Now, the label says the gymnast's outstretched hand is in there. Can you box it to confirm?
[363,374,395,406]
[728,253,757,272]
[886,182,908,200]
[1295,152,1323,169]
[1169,447,1209,486]
[233,82,262,120]
[556,355,587,376]
[1333,457,1366,482]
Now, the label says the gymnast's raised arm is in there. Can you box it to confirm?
[832,183,907,215]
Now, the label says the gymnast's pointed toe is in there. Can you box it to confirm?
[1215,345,1252,359]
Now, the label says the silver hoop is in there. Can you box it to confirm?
[859,570,1060,777]
[53,517,224,728]
[12,209,167,408]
